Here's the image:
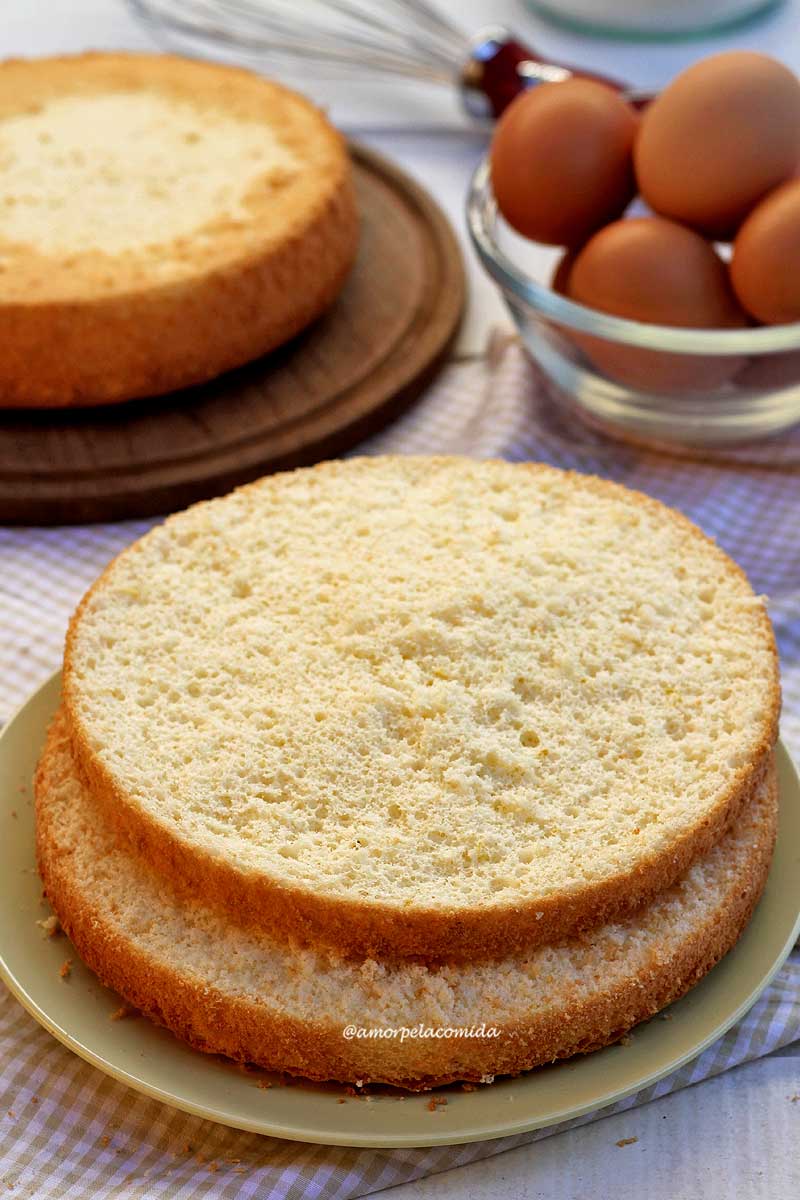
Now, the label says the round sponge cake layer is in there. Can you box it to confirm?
[36,709,778,1090]
[63,457,780,962]
[0,53,358,406]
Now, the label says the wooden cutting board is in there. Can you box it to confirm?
[0,143,464,525]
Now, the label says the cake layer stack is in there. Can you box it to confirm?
[36,457,781,1089]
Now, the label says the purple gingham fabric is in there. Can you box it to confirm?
[1,338,798,1198]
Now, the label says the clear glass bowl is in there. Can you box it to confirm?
[466,158,800,450]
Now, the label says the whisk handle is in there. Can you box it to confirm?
[461,27,636,120]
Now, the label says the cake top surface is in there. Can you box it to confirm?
[0,53,347,300]
[63,456,779,951]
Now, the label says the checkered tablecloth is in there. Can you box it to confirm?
[1,338,799,1198]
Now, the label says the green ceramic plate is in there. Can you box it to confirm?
[2,672,799,1148]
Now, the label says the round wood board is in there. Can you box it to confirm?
[0,143,464,525]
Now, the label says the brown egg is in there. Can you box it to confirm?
[490,79,638,246]
[551,250,578,295]
[731,180,800,324]
[635,52,800,239]
[568,217,748,391]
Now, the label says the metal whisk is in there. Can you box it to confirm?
[127,0,635,118]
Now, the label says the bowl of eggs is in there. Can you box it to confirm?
[467,51,800,449]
